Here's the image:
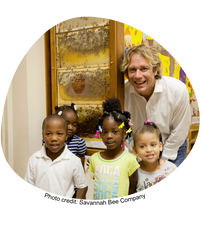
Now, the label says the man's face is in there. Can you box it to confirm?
[128,53,157,101]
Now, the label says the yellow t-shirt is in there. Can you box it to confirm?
[89,151,140,199]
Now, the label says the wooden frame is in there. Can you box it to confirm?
[50,26,57,114]
[109,20,125,108]
[44,19,124,116]
[45,17,124,156]
[187,125,199,156]
[44,30,52,116]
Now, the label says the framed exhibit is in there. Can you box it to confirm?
[44,17,124,141]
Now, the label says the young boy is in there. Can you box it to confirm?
[24,114,88,199]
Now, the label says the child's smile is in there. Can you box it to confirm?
[134,132,162,164]
[101,116,125,151]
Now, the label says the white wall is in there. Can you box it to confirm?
[1,35,46,179]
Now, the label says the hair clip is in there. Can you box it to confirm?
[95,130,101,138]
[98,126,102,132]
[128,119,133,125]
[74,104,77,111]
[129,137,131,144]
[126,128,132,133]
[104,111,109,115]
[118,122,125,129]
[144,119,153,125]
[58,111,62,116]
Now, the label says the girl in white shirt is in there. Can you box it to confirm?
[133,120,177,192]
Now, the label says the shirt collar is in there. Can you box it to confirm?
[129,78,163,96]
[36,144,70,161]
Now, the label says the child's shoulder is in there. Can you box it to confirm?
[91,151,100,158]
[123,151,138,161]
[70,135,86,144]
[30,145,45,158]
[28,146,47,165]
[163,160,177,171]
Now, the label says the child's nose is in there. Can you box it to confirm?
[146,146,152,152]
[51,134,57,141]
[107,132,113,138]
[68,124,73,130]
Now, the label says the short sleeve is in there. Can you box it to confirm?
[77,137,87,156]
[88,153,96,174]
[73,159,88,189]
[128,154,140,177]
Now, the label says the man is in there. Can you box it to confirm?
[121,44,190,167]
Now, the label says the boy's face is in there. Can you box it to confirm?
[133,132,162,164]
[43,117,68,158]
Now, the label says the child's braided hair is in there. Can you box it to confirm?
[96,97,132,140]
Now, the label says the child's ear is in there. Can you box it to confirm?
[132,146,137,155]
[159,142,163,151]
[123,130,127,141]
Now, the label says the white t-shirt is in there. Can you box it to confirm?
[136,160,177,192]
[24,145,88,197]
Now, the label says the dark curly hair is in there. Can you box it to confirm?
[133,121,163,162]
[96,97,132,140]
[55,103,78,117]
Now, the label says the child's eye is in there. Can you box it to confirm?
[151,143,156,147]
[46,133,51,136]
[113,131,118,134]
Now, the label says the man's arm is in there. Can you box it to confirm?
[162,85,190,160]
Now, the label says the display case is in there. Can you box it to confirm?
[45,17,124,142]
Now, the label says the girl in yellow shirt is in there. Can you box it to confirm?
[89,97,139,200]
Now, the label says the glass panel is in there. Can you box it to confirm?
[55,17,110,139]
[57,69,110,104]
[76,105,103,138]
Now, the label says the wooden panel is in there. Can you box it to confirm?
[86,147,104,156]
[44,30,52,116]
[50,26,57,113]
[109,20,117,98]
[116,21,125,109]
[187,125,199,155]
[109,21,124,108]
